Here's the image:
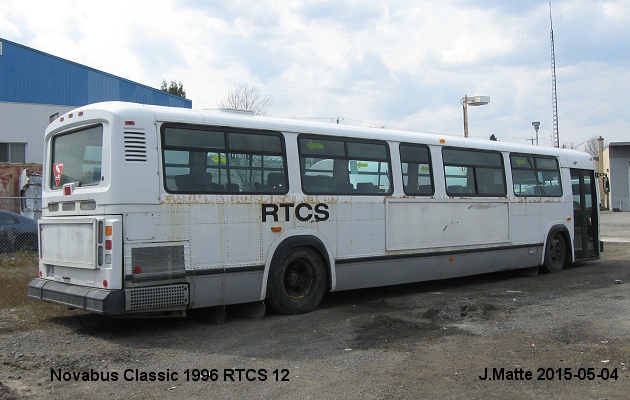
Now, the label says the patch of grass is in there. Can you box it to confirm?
[0,252,81,334]
[0,251,38,309]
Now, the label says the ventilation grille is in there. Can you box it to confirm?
[127,284,189,310]
[130,245,186,282]
[124,131,147,162]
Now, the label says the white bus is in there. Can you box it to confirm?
[29,102,602,316]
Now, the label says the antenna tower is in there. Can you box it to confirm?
[549,0,559,148]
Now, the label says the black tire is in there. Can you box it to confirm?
[542,231,567,273]
[266,247,327,315]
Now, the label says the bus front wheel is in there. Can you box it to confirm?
[543,231,567,273]
[266,247,327,314]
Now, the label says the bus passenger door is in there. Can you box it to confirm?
[570,169,599,260]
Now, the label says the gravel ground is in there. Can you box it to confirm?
[1,211,629,399]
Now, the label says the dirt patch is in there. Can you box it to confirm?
[422,297,500,323]
[351,314,466,350]
[1,241,630,399]
[0,381,19,400]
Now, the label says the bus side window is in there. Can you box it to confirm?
[225,183,240,192]
[400,143,434,196]
[333,159,351,190]
[265,172,285,192]
[442,148,506,197]
[356,182,375,193]
[510,154,562,197]
[299,136,392,195]
[162,126,287,194]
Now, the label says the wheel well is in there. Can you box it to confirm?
[268,235,332,291]
[545,225,572,264]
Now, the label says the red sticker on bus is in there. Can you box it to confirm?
[53,162,64,187]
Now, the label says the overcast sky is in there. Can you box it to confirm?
[2,0,629,148]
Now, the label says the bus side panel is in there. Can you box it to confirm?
[509,181,574,263]
[188,270,264,307]
[223,269,265,304]
[331,199,384,258]
[334,244,542,291]
[386,199,510,250]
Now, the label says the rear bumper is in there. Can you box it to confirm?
[28,278,125,316]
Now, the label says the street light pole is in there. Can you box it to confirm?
[532,121,540,146]
[461,95,490,138]
[462,97,469,138]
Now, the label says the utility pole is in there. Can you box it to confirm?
[550,0,559,148]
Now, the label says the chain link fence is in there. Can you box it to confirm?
[0,196,40,258]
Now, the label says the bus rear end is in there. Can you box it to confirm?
[28,102,189,316]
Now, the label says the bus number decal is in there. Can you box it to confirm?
[262,203,330,222]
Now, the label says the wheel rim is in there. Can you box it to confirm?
[284,259,314,299]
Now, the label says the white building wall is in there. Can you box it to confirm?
[0,102,74,164]
[607,143,630,212]
[603,146,611,210]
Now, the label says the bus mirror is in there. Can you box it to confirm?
[603,176,610,194]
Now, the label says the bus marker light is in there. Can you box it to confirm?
[567,217,572,221]
[78,111,83,116]
[68,113,73,118]
[133,266,142,274]
[105,240,112,250]
[125,120,135,126]
[63,184,72,196]
[103,280,108,288]
[60,117,64,122]
[439,138,446,143]
[449,256,454,262]
[271,226,282,232]
[105,225,113,236]
[39,270,42,277]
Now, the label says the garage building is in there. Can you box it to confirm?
[603,142,630,212]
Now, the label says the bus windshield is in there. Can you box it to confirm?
[50,124,103,189]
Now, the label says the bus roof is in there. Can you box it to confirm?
[52,101,595,169]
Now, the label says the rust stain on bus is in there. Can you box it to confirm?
[162,194,299,205]
[515,197,549,204]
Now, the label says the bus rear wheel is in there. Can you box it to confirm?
[266,247,326,314]
[543,231,567,273]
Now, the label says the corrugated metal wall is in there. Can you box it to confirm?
[0,38,191,108]
[609,144,630,212]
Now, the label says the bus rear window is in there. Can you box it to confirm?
[50,125,103,189]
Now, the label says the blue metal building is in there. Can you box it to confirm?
[0,38,191,164]
[0,38,191,108]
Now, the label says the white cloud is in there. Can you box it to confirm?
[1,0,629,145]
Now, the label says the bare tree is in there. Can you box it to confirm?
[217,84,273,116]
[582,135,605,157]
